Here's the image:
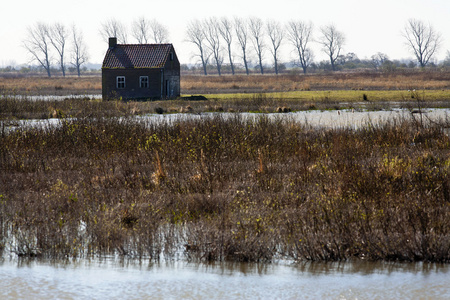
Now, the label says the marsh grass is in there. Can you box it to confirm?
[0,76,101,95]
[2,71,450,95]
[182,72,450,94]
[0,113,449,262]
[2,91,449,125]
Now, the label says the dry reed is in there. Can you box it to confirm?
[0,113,449,262]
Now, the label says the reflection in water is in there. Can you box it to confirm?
[1,258,449,299]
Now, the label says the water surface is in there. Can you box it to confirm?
[4,108,450,131]
[1,258,449,299]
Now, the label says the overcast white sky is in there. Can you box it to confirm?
[1,0,449,68]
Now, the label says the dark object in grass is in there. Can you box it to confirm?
[276,106,291,113]
[363,93,368,101]
[182,95,208,101]
[154,107,165,114]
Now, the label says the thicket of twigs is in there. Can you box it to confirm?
[0,113,449,262]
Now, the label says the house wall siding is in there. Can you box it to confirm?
[102,69,163,100]
[102,44,181,100]
[162,49,181,98]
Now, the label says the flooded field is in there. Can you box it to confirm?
[1,107,449,299]
[4,107,450,130]
[1,258,449,299]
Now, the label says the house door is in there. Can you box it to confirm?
[166,80,170,97]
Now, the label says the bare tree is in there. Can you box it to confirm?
[186,19,209,75]
[219,17,235,75]
[234,17,250,75]
[71,24,89,77]
[23,22,52,77]
[286,20,314,74]
[132,16,150,44]
[249,17,265,74]
[370,52,389,70]
[132,17,169,44]
[403,19,442,68]
[149,20,169,43]
[205,18,223,75]
[267,20,284,75]
[48,23,69,76]
[99,18,128,44]
[319,24,345,71]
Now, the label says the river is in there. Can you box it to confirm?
[1,257,449,299]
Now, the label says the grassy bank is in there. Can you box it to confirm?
[1,89,449,122]
[0,114,449,262]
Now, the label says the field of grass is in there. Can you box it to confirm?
[182,71,450,93]
[2,70,450,96]
[1,88,449,122]
[0,115,449,262]
[1,71,449,116]
[0,76,101,95]
[208,89,450,102]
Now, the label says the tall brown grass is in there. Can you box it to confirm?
[2,70,450,96]
[0,76,101,95]
[182,71,450,94]
[0,114,449,262]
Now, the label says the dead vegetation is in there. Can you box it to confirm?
[181,71,450,94]
[0,114,449,262]
[2,70,450,96]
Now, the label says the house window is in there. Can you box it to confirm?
[116,76,125,89]
[170,52,174,61]
[140,76,149,88]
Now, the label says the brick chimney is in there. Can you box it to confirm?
[109,37,117,49]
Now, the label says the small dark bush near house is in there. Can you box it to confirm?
[154,107,165,114]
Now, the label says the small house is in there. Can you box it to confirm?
[102,37,180,100]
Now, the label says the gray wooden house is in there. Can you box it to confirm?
[102,37,180,100]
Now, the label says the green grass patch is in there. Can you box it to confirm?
[202,89,450,103]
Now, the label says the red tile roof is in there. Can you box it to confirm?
[102,44,174,69]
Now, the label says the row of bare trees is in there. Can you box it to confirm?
[22,17,442,77]
[186,17,442,75]
[98,17,169,45]
[22,17,169,78]
[185,17,359,75]
[23,23,88,77]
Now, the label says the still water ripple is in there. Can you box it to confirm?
[1,258,449,299]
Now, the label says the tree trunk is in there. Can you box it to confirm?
[274,53,278,75]
[228,44,234,75]
[216,59,221,76]
[258,55,264,75]
[46,53,51,77]
[201,57,207,76]
[61,60,65,77]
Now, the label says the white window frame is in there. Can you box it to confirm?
[116,76,125,89]
[140,76,149,88]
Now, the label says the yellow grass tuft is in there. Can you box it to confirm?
[151,151,166,186]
